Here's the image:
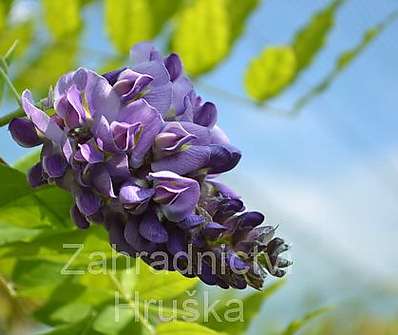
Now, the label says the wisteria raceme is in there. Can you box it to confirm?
[9,42,291,289]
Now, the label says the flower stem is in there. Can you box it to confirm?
[0,107,24,127]
[0,67,21,108]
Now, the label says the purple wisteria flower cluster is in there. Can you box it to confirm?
[9,43,290,289]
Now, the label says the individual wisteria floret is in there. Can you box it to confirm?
[9,42,291,290]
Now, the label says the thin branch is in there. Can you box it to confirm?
[108,271,156,335]
[0,107,24,127]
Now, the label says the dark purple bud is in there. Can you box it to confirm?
[27,162,46,188]
[9,118,42,148]
[70,205,90,229]
[194,102,217,128]
[164,53,182,82]
[207,144,241,174]
[102,67,127,85]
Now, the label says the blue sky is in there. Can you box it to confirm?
[0,0,397,322]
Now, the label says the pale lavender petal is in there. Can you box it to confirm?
[118,99,162,168]
[130,42,162,64]
[78,140,104,164]
[143,81,172,115]
[119,180,154,205]
[210,125,230,145]
[149,171,200,222]
[22,90,65,144]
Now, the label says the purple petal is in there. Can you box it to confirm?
[130,42,162,64]
[66,84,86,122]
[78,140,104,164]
[151,145,211,175]
[207,144,241,174]
[206,179,240,199]
[62,138,74,163]
[238,212,264,230]
[22,90,65,144]
[110,121,142,151]
[167,228,185,255]
[164,53,183,82]
[9,117,42,148]
[102,67,127,85]
[108,214,138,256]
[172,76,194,115]
[138,211,168,243]
[210,125,230,145]
[203,222,226,240]
[91,164,116,198]
[177,214,205,230]
[27,162,46,188]
[42,153,67,178]
[118,99,162,168]
[75,189,101,216]
[93,115,118,152]
[70,205,90,229]
[149,171,200,222]
[124,216,157,253]
[106,153,130,180]
[194,102,217,128]
[143,81,172,115]
[119,180,154,209]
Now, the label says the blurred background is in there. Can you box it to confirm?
[0,0,397,334]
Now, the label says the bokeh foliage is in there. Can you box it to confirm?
[0,0,397,334]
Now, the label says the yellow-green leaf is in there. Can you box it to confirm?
[292,0,344,71]
[14,39,78,96]
[42,0,81,40]
[281,307,332,335]
[133,260,198,300]
[0,21,34,58]
[105,0,181,54]
[157,321,222,335]
[226,0,259,44]
[171,0,230,76]
[245,46,297,102]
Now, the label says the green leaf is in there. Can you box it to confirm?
[14,39,78,96]
[206,279,285,333]
[171,0,230,76]
[92,304,138,335]
[42,0,81,40]
[105,0,181,54]
[292,0,344,72]
[0,20,34,58]
[157,321,222,335]
[293,10,398,112]
[13,150,41,173]
[38,316,100,335]
[133,260,198,300]
[281,307,332,335]
[225,0,259,44]
[0,164,31,208]
[245,46,297,102]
